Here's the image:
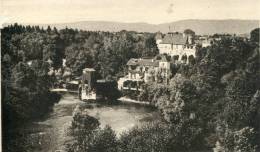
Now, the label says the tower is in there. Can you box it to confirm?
[82,68,96,91]
[155,32,163,45]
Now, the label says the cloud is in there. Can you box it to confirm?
[166,3,174,14]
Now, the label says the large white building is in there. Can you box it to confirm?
[155,31,196,60]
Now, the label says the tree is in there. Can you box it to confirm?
[17,50,26,62]
[43,34,65,69]
[69,106,100,152]
[119,122,170,152]
[250,28,260,43]
[164,74,198,123]
[216,126,257,152]
[90,126,118,152]
[184,29,195,36]
[53,27,58,34]
[234,127,256,152]
[188,55,195,65]
[172,55,179,62]
[181,54,187,63]
[47,25,52,33]
[221,71,258,128]
[142,36,159,57]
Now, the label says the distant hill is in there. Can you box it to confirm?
[46,21,158,33]
[4,19,260,35]
[157,19,259,35]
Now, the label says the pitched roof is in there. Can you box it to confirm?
[155,32,163,40]
[161,33,188,45]
[127,58,159,67]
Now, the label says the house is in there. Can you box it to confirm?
[127,58,159,82]
[155,31,196,61]
[118,55,171,91]
[197,36,213,47]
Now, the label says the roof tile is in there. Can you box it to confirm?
[161,33,188,45]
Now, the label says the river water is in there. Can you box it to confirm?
[20,93,161,152]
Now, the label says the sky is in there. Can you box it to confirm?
[1,0,260,25]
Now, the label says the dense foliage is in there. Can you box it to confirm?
[1,23,158,151]
[1,23,158,119]
[2,24,158,78]
[66,105,118,152]
[138,36,260,151]
[2,24,260,152]
[65,34,260,151]
[250,28,260,43]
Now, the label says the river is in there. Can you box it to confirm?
[18,93,161,152]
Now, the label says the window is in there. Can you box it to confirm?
[131,65,137,70]
[173,55,179,61]
[84,80,88,84]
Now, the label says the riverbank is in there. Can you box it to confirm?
[4,93,161,151]
[3,91,62,152]
[118,96,151,105]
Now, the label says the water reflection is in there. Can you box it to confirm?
[86,103,161,135]
[21,93,161,151]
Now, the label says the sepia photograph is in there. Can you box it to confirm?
[1,0,260,151]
